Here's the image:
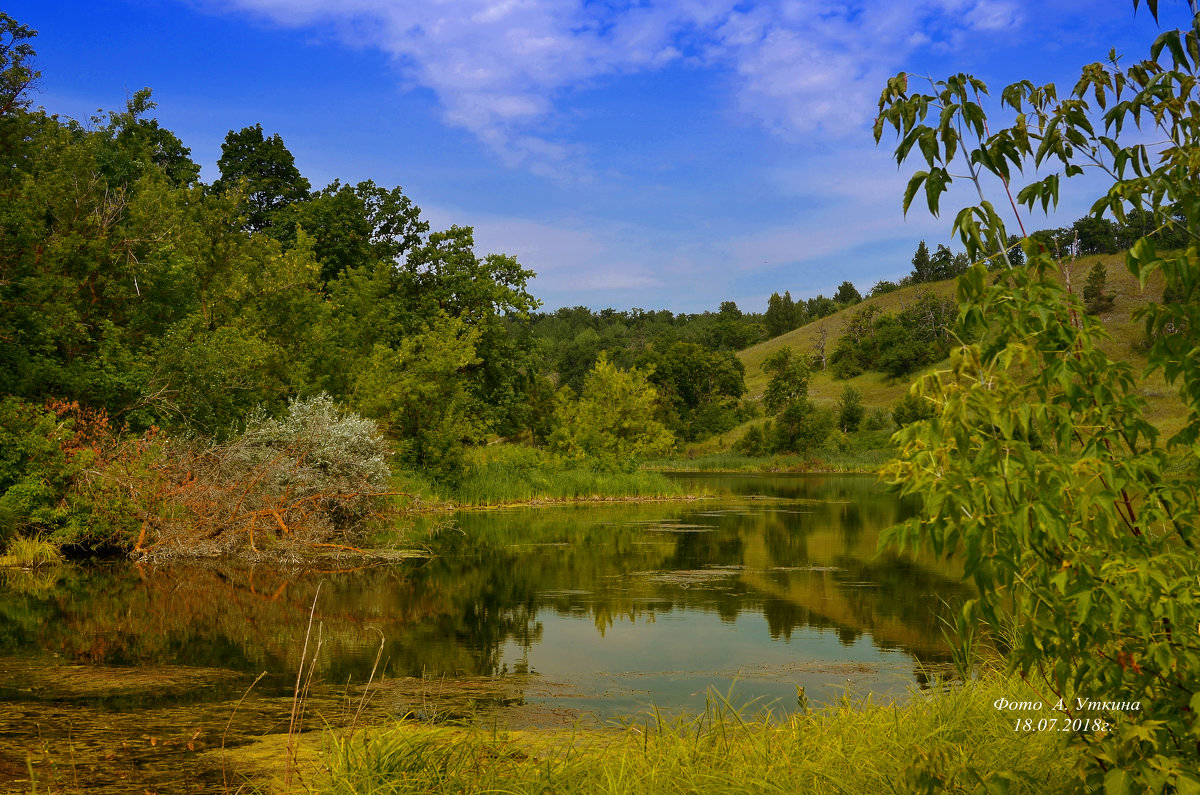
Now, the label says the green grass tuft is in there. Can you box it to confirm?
[0,535,63,567]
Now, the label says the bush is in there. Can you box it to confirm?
[142,394,392,557]
[891,392,935,427]
[733,423,769,456]
[863,407,893,431]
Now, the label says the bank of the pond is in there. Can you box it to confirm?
[398,446,708,509]
[320,673,1078,794]
[644,448,892,474]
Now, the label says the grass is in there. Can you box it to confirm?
[0,535,63,567]
[322,674,1079,794]
[736,255,1190,438]
[658,427,899,474]
[443,444,694,507]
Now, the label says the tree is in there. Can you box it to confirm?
[213,124,311,232]
[1082,261,1115,314]
[765,292,794,337]
[760,346,828,453]
[97,89,200,188]
[834,280,862,305]
[836,385,864,432]
[761,346,810,414]
[549,354,674,471]
[645,341,746,442]
[909,240,933,283]
[870,279,900,296]
[352,314,483,481]
[277,179,428,282]
[0,12,38,167]
[876,6,1200,788]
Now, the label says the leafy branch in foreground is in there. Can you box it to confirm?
[876,6,1200,793]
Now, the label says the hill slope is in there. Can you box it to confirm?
[727,253,1186,444]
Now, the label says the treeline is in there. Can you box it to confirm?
[527,302,759,442]
[0,15,699,554]
[760,209,1192,345]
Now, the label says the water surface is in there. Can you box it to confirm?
[0,472,967,790]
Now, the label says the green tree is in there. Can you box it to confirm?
[1083,261,1115,314]
[213,124,311,232]
[549,354,675,471]
[836,385,864,432]
[276,178,428,282]
[876,6,1200,788]
[761,346,810,415]
[352,314,482,481]
[645,341,746,441]
[765,291,792,337]
[869,279,899,296]
[834,280,862,305]
[0,12,38,167]
[909,240,933,282]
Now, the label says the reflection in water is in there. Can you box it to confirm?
[0,473,969,790]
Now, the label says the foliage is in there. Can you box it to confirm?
[644,341,746,442]
[890,392,937,428]
[213,123,311,231]
[863,407,894,432]
[834,280,861,305]
[1083,261,1115,315]
[836,385,864,432]
[869,279,900,297]
[765,290,803,337]
[830,293,958,379]
[142,394,392,558]
[353,314,483,482]
[875,6,1200,789]
[549,354,675,471]
[759,346,831,454]
[0,398,75,543]
[761,346,811,415]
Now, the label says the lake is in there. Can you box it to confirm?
[0,472,968,791]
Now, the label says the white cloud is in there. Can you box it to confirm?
[195,0,1027,168]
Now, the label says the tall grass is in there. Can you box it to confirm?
[324,675,1077,794]
[0,535,63,567]
[449,445,690,507]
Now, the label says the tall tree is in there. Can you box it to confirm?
[213,124,310,232]
[0,12,37,176]
[910,240,933,283]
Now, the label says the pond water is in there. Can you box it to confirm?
[0,472,969,791]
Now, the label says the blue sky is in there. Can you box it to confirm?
[7,0,1179,312]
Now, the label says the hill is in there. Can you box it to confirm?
[698,253,1188,454]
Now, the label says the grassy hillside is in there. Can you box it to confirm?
[721,253,1187,450]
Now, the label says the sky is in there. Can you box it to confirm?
[5,0,1182,312]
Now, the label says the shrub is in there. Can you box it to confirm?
[863,407,893,432]
[142,394,392,558]
[891,392,935,427]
